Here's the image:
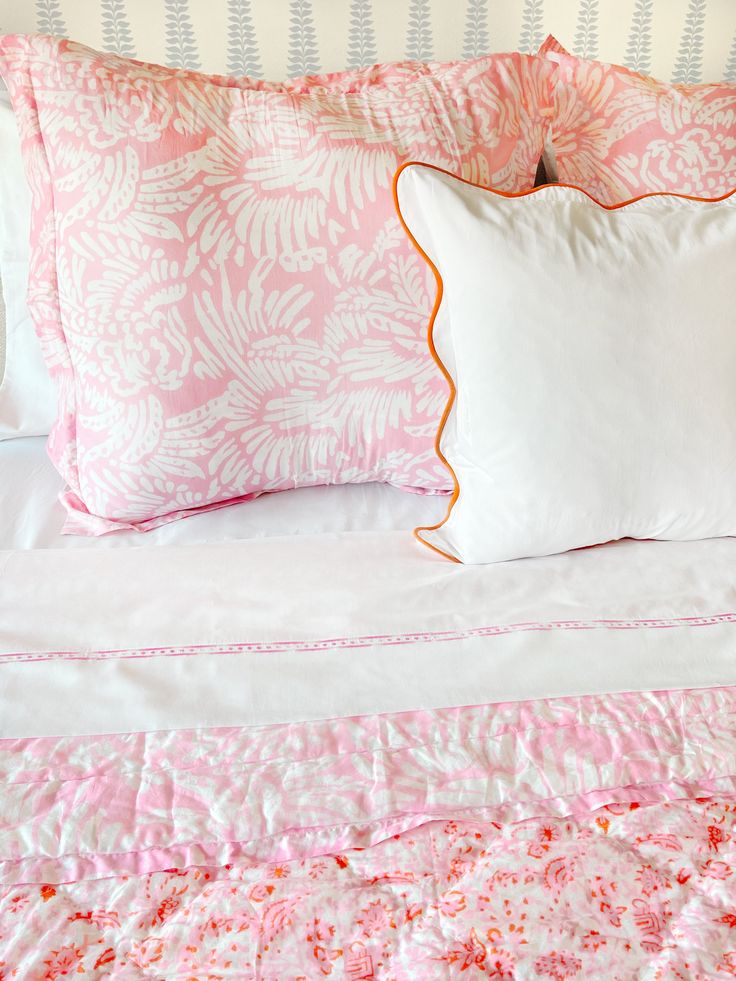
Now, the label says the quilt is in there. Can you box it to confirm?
[3,531,736,978]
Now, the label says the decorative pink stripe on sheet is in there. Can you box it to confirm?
[2,611,736,663]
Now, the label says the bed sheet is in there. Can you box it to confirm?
[3,523,736,976]
[0,435,447,550]
[6,531,736,737]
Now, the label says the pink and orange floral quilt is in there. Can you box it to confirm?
[4,687,736,979]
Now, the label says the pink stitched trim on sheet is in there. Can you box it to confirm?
[2,610,736,663]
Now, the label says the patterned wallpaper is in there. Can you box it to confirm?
[0,0,734,84]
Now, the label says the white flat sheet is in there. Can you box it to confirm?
[0,435,447,549]
[3,530,736,738]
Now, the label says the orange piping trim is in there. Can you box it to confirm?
[392,159,736,563]
[392,162,459,563]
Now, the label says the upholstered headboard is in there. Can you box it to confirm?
[0,0,734,84]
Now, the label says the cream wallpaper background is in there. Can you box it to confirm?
[0,0,735,83]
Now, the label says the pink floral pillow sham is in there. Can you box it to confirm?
[541,36,736,204]
[0,35,553,534]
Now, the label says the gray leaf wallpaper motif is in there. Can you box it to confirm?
[227,0,262,77]
[673,0,706,83]
[519,0,546,55]
[573,0,598,59]
[726,29,736,82]
[347,0,377,69]
[34,0,66,36]
[1,0,735,83]
[287,0,320,76]
[165,0,201,70]
[624,0,653,73]
[463,0,490,60]
[101,0,135,58]
[406,0,433,61]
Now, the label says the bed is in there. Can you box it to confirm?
[2,3,736,979]
[6,460,736,976]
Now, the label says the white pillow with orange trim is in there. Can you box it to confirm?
[394,162,736,564]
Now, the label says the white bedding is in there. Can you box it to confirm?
[0,435,447,549]
[5,430,736,980]
[3,529,736,738]
[4,434,736,744]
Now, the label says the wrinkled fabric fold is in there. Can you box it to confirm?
[4,686,736,885]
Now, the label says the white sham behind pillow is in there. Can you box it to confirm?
[0,87,55,440]
[395,163,736,564]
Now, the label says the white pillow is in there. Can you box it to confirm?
[0,88,55,440]
[395,163,736,564]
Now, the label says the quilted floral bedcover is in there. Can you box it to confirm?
[4,686,736,979]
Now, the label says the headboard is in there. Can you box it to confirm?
[0,0,734,84]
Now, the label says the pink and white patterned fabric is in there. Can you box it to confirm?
[541,36,736,205]
[0,35,553,535]
[4,686,736,977]
[8,803,736,979]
